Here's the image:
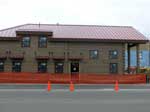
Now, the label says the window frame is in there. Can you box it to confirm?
[12,61,22,72]
[55,61,64,73]
[0,61,4,72]
[38,36,47,48]
[21,36,31,48]
[89,50,99,59]
[109,63,118,74]
[38,61,47,73]
[109,50,118,59]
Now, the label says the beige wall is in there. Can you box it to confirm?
[0,36,125,74]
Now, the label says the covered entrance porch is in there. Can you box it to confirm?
[126,43,140,74]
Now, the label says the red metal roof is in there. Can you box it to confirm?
[0,24,148,43]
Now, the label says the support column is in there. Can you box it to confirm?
[127,44,130,73]
[149,42,150,66]
[136,44,140,73]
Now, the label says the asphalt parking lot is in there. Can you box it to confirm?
[0,84,150,112]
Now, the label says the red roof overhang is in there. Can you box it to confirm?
[48,38,148,44]
[68,57,83,60]
[9,55,24,60]
[0,55,7,60]
[52,57,65,60]
[36,56,50,60]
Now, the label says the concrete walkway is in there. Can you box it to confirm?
[0,84,150,90]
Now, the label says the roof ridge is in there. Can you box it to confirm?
[0,24,29,32]
[27,23,132,28]
[0,23,133,32]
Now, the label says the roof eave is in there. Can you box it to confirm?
[48,38,148,44]
[0,37,20,41]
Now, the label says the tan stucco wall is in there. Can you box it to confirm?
[0,36,125,74]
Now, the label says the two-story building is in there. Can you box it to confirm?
[0,24,148,74]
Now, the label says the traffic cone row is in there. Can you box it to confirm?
[47,80,118,92]
[47,81,75,92]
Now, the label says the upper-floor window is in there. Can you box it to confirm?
[22,37,30,47]
[38,36,47,48]
[89,50,99,59]
[109,50,118,59]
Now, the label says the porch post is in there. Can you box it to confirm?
[136,44,140,73]
[127,44,130,73]
[149,41,150,66]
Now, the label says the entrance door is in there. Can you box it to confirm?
[70,62,79,82]
[71,62,79,74]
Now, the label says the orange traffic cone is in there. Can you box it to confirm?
[114,80,119,92]
[47,81,51,92]
[69,81,75,92]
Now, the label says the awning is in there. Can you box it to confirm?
[9,55,24,60]
[0,55,7,60]
[36,56,49,60]
[52,56,65,60]
[68,57,83,60]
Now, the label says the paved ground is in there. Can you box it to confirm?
[0,84,150,112]
[0,84,150,89]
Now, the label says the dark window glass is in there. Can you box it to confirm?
[38,61,47,73]
[71,62,79,74]
[55,62,64,73]
[89,50,98,59]
[0,61,4,72]
[109,50,118,59]
[22,37,30,47]
[12,61,22,72]
[110,63,118,73]
[39,37,47,48]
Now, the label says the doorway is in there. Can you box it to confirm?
[70,62,79,82]
[71,62,79,74]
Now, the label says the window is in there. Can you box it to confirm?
[38,61,47,73]
[109,50,118,59]
[89,50,98,59]
[55,62,64,73]
[71,62,79,74]
[12,61,22,72]
[22,37,30,47]
[0,61,4,72]
[38,36,47,48]
[110,63,118,73]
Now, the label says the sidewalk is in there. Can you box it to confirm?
[0,84,150,90]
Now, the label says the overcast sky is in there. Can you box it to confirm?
[0,0,149,38]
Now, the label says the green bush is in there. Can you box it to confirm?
[139,67,150,74]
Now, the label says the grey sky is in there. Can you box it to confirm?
[0,0,149,38]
